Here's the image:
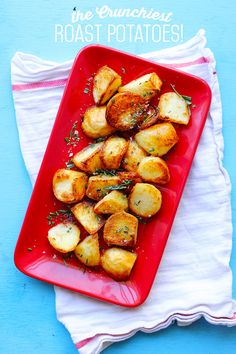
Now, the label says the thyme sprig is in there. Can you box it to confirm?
[170,84,192,106]
[105,179,132,191]
[93,169,118,176]
[64,121,80,146]
[46,207,73,226]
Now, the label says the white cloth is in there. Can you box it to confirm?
[12,29,236,354]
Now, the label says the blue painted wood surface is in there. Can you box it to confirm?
[0,1,236,353]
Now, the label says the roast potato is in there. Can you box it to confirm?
[106,92,148,131]
[48,222,80,253]
[93,65,122,105]
[137,156,170,184]
[158,92,190,125]
[81,106,115,138]
[139,106,159,130]
[101,248,137,281]
[119,72,162,100]
[101,135,128,170]
[73,142,103,174]
[52,169,88,204]
[86,175,121,201]
[74,233,100,267]
[117,171,142,192]
[94,191,128,214]
[71,201,105,234]
[103,211,138,247]
[129,183,162,217]
[135,122,178,156]
[122,140,147,172]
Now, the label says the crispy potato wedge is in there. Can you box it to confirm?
[129,183,162,218]
[48,223,80,253]
[122,140,147,172]
[101,248,137,281]
[103,211,138,247]
[158,92,190,125]
[137,156,170,184]
[71,201,105,234]
[74,233,100,267]
[81,106,115,139]
[86,175,121,201]
[106,92,148,131]
[135,122,178,156]
[119,72,162,100]
[52,169,88,204]
[94,191,128,214]
[73,142,103,174]
[101,135,128,170]
[93,65,122,105]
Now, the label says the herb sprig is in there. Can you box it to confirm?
[64,121,80,146]
[170,84,192,111]
[105,179,132,191]
[93,169,118,176]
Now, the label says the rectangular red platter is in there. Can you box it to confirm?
[14,44,211,307]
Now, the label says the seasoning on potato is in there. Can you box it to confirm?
[122,140,147,172]
[71,201,105,234]
[93,65,122,105]
[129,183,162,218]
[73,142,104,174]
[101,247,137,281]
[100,135,128,170]
[48,223,80,253]
[52,169,88,204]
[86,174,121,201]
[81,106,115,139]
[137,156,170,184]
[74,233,100,267]
[119,72,162,100]
[94,191,128,214]
[135,122,179,156]
[158,92,190,125]
[103,211,138,247]
[106,92,149,131]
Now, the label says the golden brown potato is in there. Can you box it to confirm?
[71,201,105,234]
[52,169,88,204]
[135,122,178,156]
[94,191,128,214]
[100,135,128,170]
[48,223,80,253]
[137,156,170,184]
[158,92,190,125]
[81,106,115,139]
[119,72,162,100]
[86,175,121,201]
[73,142,103,174]
[74,234,100,267]
[103,211,138,247]
[129,183,162,218]
[101,248,137,281]
[93,65,122,105]
[106,92,148,131]
[122,140,147,172]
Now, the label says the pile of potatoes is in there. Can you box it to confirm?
[48,65,191,281]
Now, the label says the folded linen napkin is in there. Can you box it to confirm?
[12,29,236,354]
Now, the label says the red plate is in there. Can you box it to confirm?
[14,45,211,307]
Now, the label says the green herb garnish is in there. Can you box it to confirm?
[84,88,89,94]
[105,179,132,191]
[64,121,80,146]
[93,169,118,176]
[27,247,33,252]
[170,84,192,110]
